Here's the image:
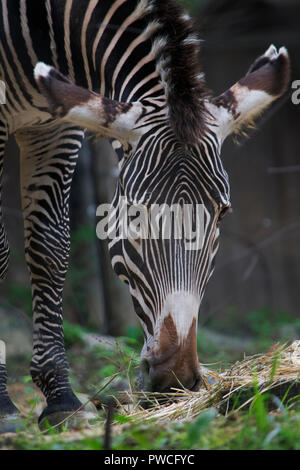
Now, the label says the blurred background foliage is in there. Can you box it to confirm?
[0,0,299,369]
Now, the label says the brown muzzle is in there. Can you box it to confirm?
[141,316,202,392]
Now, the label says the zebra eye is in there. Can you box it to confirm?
[217,206,230,226]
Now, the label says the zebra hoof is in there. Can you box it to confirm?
[38,410,93,432]
[38,397,99,432]
[0,414,24,434]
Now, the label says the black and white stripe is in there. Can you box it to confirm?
[0,0,289,422]
[0,0,229,417]
[110,126,230,343]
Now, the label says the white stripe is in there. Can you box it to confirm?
[81,0,99,90]
[64,0,75,82]
[92,0,126,71]
[46,0,59,68]
[20,0,38,67]
[2,0,37,106]
[100,2,151,96]
[119,52,160,101]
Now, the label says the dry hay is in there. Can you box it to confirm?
[116,341,300,423]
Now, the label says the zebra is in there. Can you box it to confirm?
[0,0,290,431]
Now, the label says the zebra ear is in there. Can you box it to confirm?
[34,63,146,142]
[207,45,290,142]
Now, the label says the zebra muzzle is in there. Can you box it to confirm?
[140,316,202,393]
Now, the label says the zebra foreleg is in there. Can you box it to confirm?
[0,121,23,433]
[0,343,23,433]
[0,122,9,280]
[16,122,88,430]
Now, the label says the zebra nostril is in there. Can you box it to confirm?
[138,358,151,390]
[149,370,201,393]
[142,358,150,375]
[190,376,202,392]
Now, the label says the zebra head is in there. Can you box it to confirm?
[34,41,290,393]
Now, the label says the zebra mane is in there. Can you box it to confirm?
[143,0,209,144]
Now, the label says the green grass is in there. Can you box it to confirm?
[8,397,300,450]
[3,325,299,451]
[2,303,299,450]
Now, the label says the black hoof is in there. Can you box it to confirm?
[38,410,92,432]
[0,414,24,434]
[38,394,99,432]
[0,393,23,434]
